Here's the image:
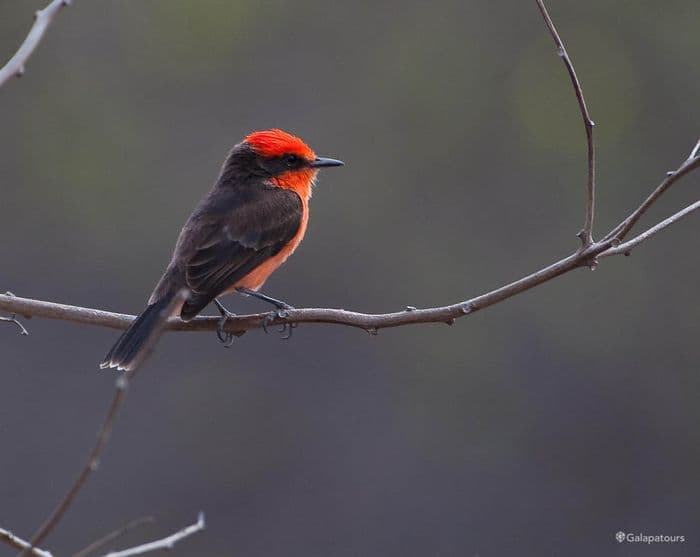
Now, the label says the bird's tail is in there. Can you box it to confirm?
[100,290,185,372]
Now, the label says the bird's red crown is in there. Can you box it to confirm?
[245,129,315,160]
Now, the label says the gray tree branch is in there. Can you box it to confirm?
[0,527,53,557]
[1,146,698,340]
[535,0,596,247]
[3,514,202,557]
[18,293,186,557]
[604,140,700,243]
[601,198,700,258]
[99,513,204,557]
[0,0,72,88]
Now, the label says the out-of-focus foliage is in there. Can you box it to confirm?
[1,1,698,555]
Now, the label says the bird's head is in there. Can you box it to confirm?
[224,129,343,200]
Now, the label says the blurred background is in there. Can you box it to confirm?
[1,0,699,555]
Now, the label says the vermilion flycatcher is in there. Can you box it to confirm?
[101,129,343,371]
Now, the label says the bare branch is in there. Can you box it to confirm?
[535,0,596,247]
[601,199,700,258]
[0,244,668,336]
[0,527,53,557]
[687,138,700,160]
[4,250,595,337]
[3,139,697,340]
[2,141,699,343]
[1,292,30,335]
[71,517,154,557]
[99,513,205,557]
[603,140,700,243]
[20,378,130,557]
[19,294,186,557]
[0,314,29,335]
[0,0,72,88]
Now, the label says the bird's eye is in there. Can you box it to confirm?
[285,154,300,166]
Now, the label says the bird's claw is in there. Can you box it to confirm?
[216,309,238,348]
[261,307,297,340]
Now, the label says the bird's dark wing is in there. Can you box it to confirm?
[178,183,302,319]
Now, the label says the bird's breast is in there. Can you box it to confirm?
[231,200,309,292]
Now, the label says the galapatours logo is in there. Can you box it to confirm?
[615,531,685,544]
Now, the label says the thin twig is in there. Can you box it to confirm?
[603,141,700,243]
[99,513,205,557]
[19,294,185,557]
[0,314,29,335]
[0,526,53,557]
[601,199,700,258]
[688,138,700,160]
[71,517,154,557]
[0,0,72,88]
[20,378,130,557]
[535,0,596,247]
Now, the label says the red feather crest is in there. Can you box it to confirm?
[245,129,315,160]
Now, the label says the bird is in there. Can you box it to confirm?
[100,129,344,371]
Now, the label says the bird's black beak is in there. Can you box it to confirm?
[310,157,344,168]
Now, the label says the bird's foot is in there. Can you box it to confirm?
[214,299,239,348]
[261,307,297,340]
[235,287,297,340]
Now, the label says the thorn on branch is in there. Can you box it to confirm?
[405,305,417,312]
